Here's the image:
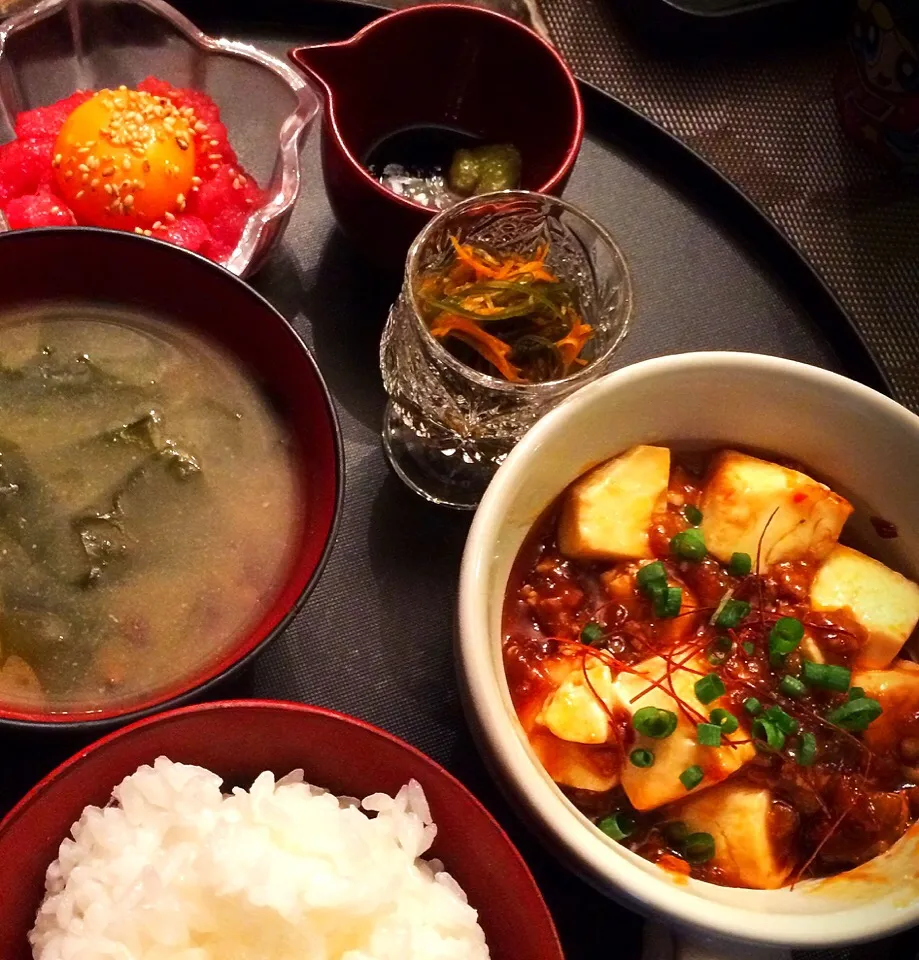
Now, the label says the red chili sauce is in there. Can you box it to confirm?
[502,452,919,888]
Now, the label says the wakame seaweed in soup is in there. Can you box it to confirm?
[0,307,301,712]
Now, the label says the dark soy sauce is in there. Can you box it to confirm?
[364,124,483,179]
[364,124,483,210]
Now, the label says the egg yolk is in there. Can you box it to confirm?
[53,87,199,230]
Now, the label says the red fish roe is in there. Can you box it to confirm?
[14,91,93,140]
[158,214,210,253]
[0,137,55,206]
[0,78,264,266]
[6,191,77,229]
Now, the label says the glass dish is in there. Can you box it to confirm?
[380,190,633,510]
[0,0,320,276]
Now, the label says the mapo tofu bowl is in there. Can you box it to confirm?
[0,229,341,729]
[457,352,919,948]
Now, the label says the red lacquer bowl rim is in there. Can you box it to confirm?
[0,228,344,732]
[0,698,563,959]
[289,3,585,216]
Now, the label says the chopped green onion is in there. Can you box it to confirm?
[580,622,605,645]
[743,697,762,716]
[826,697,882,731]
[764,705,799,735]
[654,585,683,619]
[709,708,739,734]
[752,718,786,752]
[707,650,727,666]
[630,748,655,768]
[742,641,756,656]
[694,673,726,705]
[680,765,704,790]
[728,552,752,576]
[670,528,707,563]
[779,675,807,699]
[664,820,689,845]
[796,731,817,767]
[633,706,678,739]
[715,635,733,652]
[768,617,804,660]
[848,686,866,701]
[683,504,703,525]
[697,722,722,747]
[715,598,751,630]
[802,660,851,693]
[683,832,716,864]
[598,812,635,841]
[636,561,667,593]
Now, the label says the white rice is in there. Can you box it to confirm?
[30,757,490,960]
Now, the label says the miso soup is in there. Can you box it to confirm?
[0,306,301,713]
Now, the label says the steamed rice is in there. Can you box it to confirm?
[30,757,490,960]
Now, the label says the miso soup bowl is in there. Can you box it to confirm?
[457,352,919,954]
[0,228,342,732]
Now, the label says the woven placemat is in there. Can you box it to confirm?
[540,0,919,411]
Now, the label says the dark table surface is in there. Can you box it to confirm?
[3,1,917,959]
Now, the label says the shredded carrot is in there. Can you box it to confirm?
[429,313,525,382]
[555,312,594,368]
[418,236,593,382]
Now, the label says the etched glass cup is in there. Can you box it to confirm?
[380,190,632,509]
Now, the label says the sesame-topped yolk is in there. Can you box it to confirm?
[52,87,203,230]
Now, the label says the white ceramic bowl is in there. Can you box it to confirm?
[457,352,919,951]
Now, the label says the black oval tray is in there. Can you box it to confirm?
[4,3,906,959]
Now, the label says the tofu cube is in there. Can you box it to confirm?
[699,451,852,572]
[670,783,796,889]
[558,445,670,561]
[614,656,755,811]
[538,659,617,745]
[852,660,919,755]
[811,546,919,669]
[529,730,620,793]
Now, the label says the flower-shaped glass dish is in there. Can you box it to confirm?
[0,0,319,276]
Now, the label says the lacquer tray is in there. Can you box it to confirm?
[2,2,907,959]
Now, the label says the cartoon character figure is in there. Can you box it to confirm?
[836,0,919,171]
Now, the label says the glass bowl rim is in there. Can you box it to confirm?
[0,0,320,277]
[402,188,634,395]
